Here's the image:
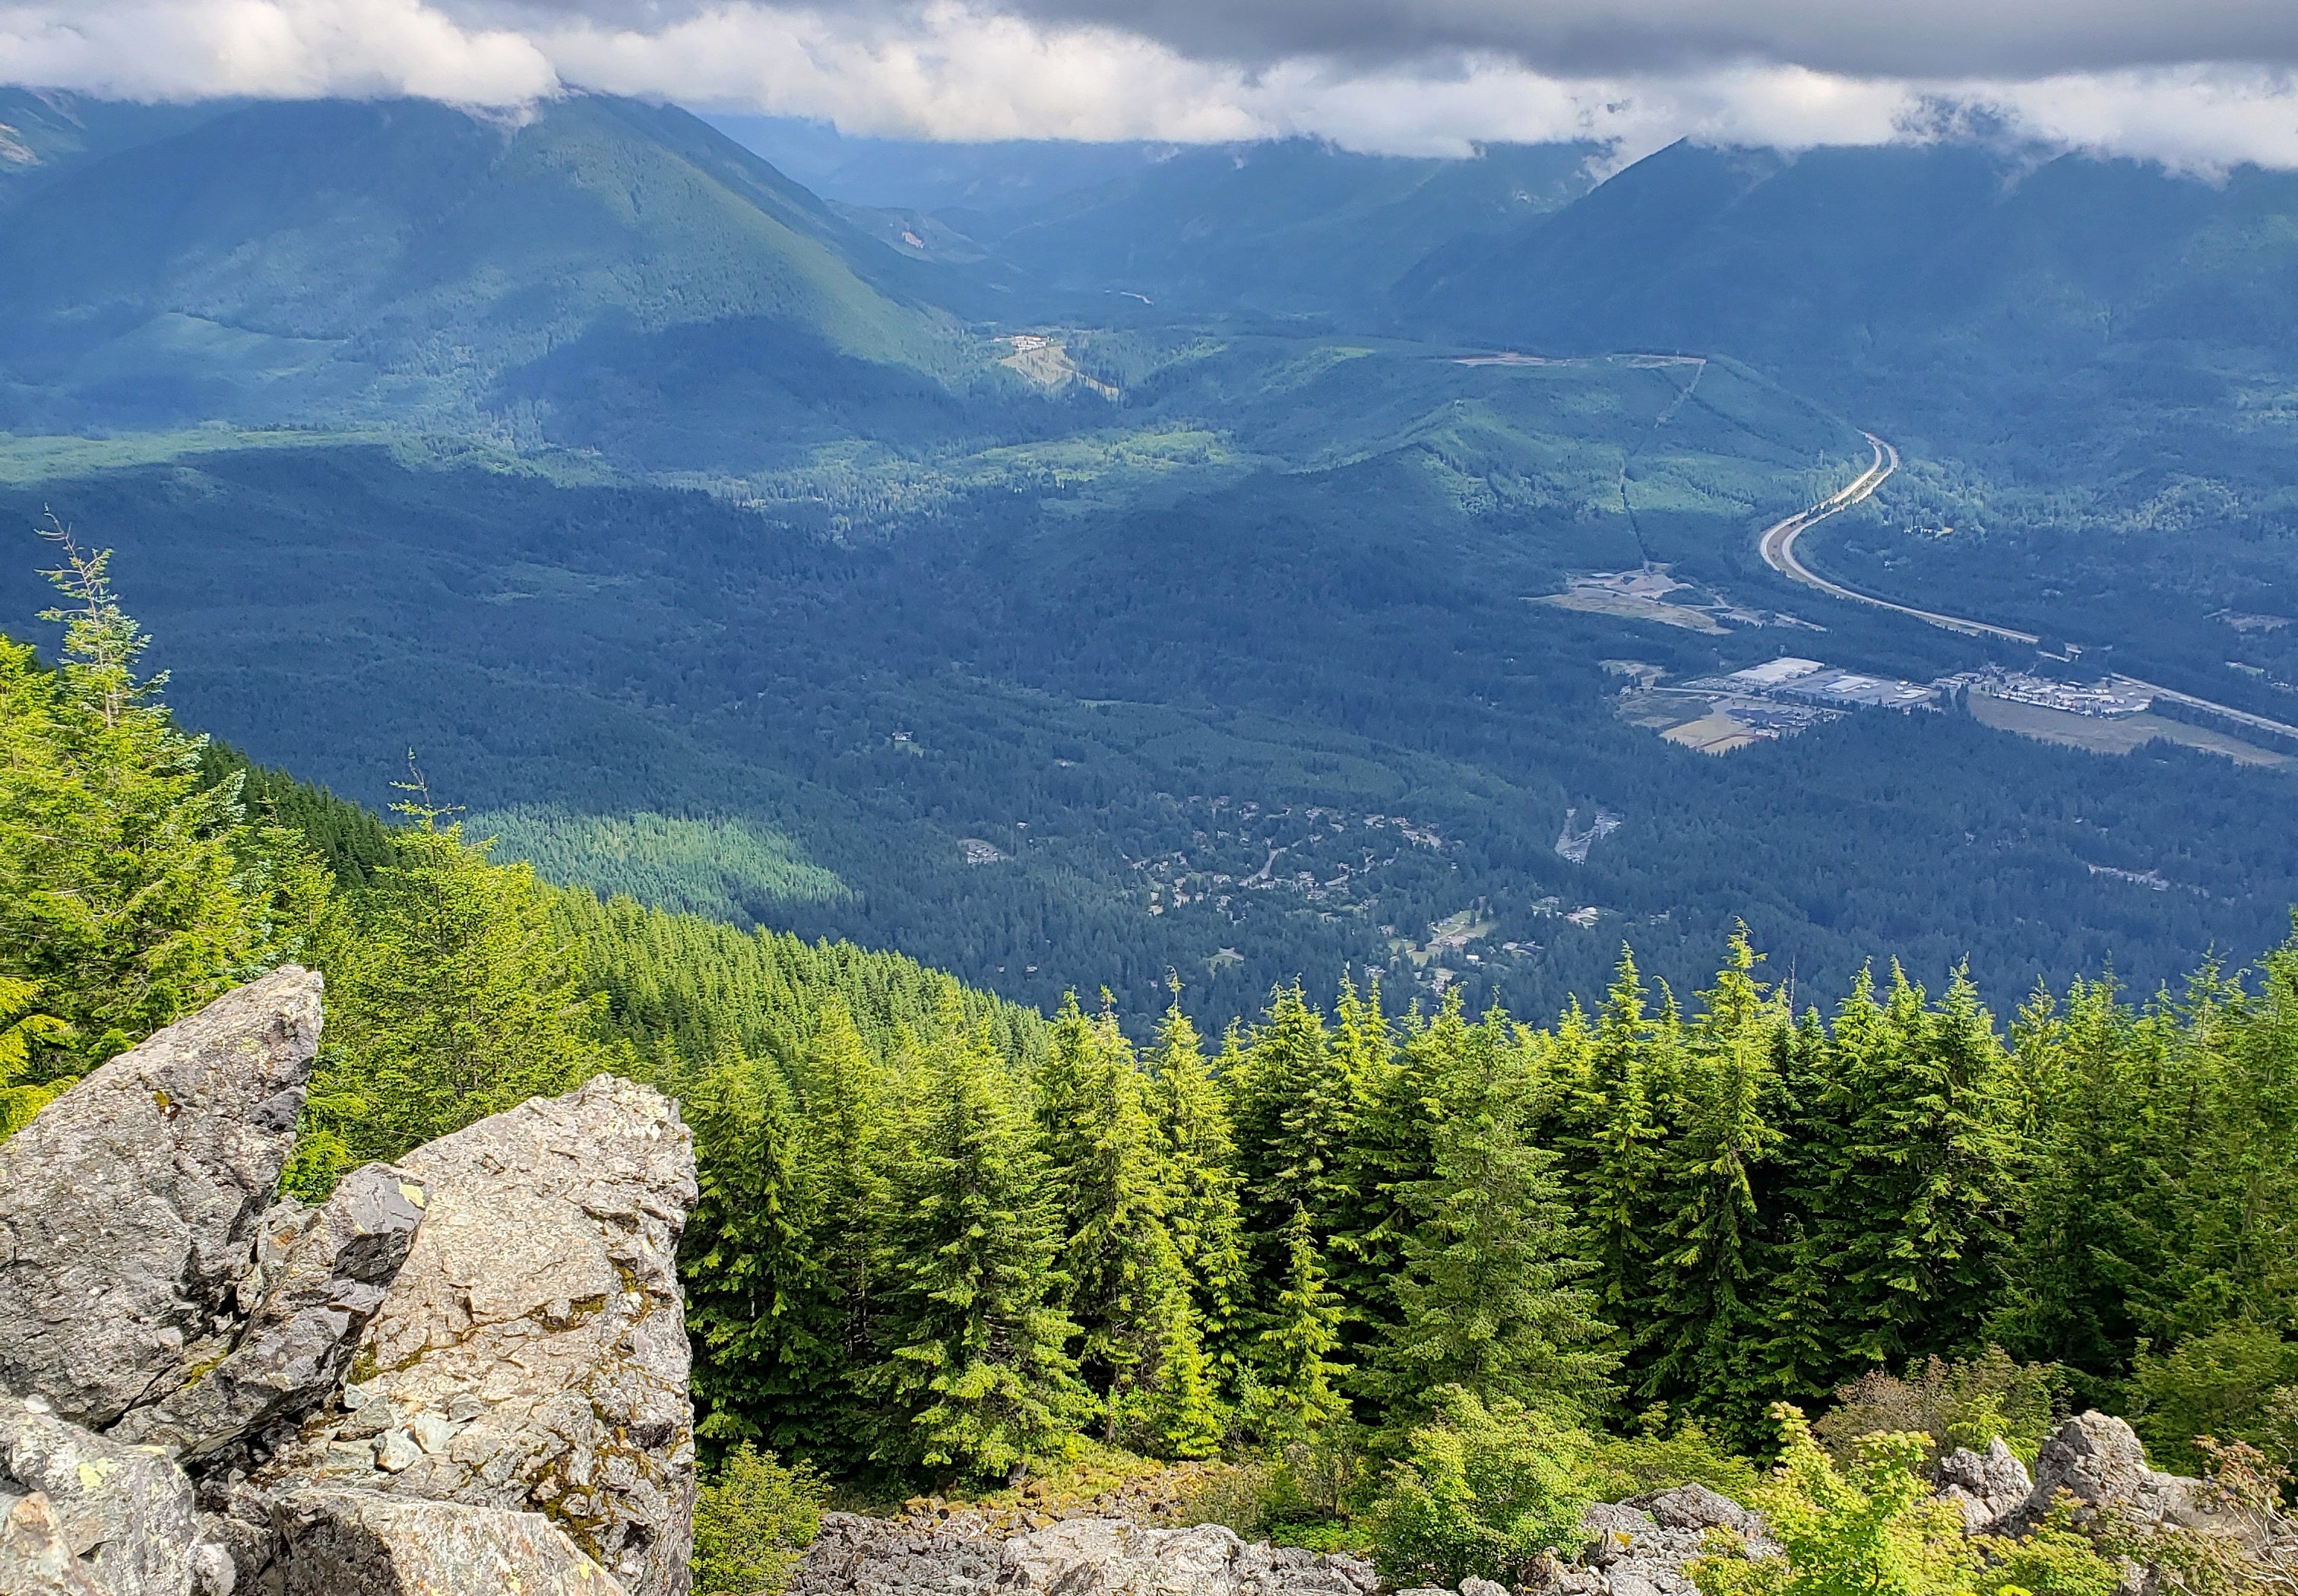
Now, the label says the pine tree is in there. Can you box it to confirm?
[1814,964,2020,1372]
[1640,929,1783,1439]
[295,788,602,1191]
[1148,995,1250,1369]
[1252,1205,1351,1436]
[1368,999,1616,1426]
[866,1005,1084,1478]
[1043,994,1199,1441]
[1560,952,1676,1362]
[0,527,327,1076]
[1328,977,1440,1366]
[685,1049,841,1458]
[795,996,892,1427]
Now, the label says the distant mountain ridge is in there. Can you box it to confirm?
[0,93,1012,459]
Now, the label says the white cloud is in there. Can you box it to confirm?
[3,0,2298,175]
[0,0,555,102]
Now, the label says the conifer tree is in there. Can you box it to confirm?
[1561,952,1676,1356]
[1043,994,1201,1440]
[685,1049,840,1458]
[294,783,602,1191]
[1149,995,1250,1366]
[1327,977,1439,1358]
[1814,965,2019,1371]
[796,998,892,1404]
[1368,999,1616,1426]
[0,527,327,1076]
[866,1005,1084,1478]
[1641,930,1783,1439]
[1252,1205,1351,1436]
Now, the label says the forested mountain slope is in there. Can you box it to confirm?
[1401,140,2298,714]
[0,93,995,453]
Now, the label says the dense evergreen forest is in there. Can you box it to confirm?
[8,436,2295,1044]
[5,539,2295,1596]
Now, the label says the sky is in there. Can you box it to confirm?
[3,0,2298,170]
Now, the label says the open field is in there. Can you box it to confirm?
[1968,692,2291,768]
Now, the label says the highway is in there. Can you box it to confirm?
[1757,434,2040,644]
[1756,432,2298,746]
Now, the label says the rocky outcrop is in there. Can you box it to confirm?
[112,1164,428,1461]
[244,1075,698,1596]
[0,967,324,1430]
[0,1392,226,1596]
[2002,1411,2222,1537]
[789,1512,1379,1596]
[1548,1484,1777,1596]
[1935,1439,2034,1534]
[0,973,699,1596]
[269,1490,627,1595]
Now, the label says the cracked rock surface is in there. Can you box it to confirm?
[249,1075,699,1596]
[0,967,324,1430]
[269,1489,628,1595]
[787,1512,1379,1596]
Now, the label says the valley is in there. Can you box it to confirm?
[0,92,2294,1034]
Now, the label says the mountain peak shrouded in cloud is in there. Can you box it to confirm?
[2,0,2298,169]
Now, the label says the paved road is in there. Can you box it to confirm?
[1757,432,2298,744]
[1758,433,2041,644]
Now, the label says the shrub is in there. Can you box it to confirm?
[690,1443,828,1596]
[2123,1323,2298,1476]
[1592,1408,1764,1506]
[1361,1387,1600,1588]
[1815,1347,2064,1468]
[1689,1404,1975,1596]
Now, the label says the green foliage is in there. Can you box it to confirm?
[1814,1349,2066,1470]
[476,807,848,926]
[1249,1207,1352,1439]
[690,1443,828,1596]
[1361,1388,1602,1588]
[0,974,72,1140]
[290,793,605,1196]
[0,527,328,1078]
[1689,1406,1976,1596]
[865,1004,1087,1478]
[2124,1323,2298,1477]
[1369,993,1616,1426]
[1972,1505,2123,1596]
[1591,1411,1764,1506]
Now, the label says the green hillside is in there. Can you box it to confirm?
[0,93,985,451]
[1402,140,2298,714]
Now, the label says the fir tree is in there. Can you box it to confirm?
[0,526,327,1076]
[1560,952,1676,1359]
[1253,1205,1351,1436]
[1368,997,1616,1427]
[1148,994,1250,1368]
[866,1005,1084,1478]
[1640,929,1783,1439]
[293,780,601,1192]
[685,1049,840,1458]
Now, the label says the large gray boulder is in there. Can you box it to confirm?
[111,1164,428,1460]
[2005,1411,2220,1535]
[0,967,324,1429]
[1936,1438,2034,1534]
[250,1076,698,1596]
[270,1489,626,1595]
[0,1392,232,1596]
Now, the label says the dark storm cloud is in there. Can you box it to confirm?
[451,0,2298,78]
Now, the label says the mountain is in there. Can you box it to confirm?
[1402,138,2298,468]
[0,93,1014,463]
[709,124,1603,320]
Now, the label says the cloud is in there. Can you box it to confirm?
[0,0,554,102]
[3,0,2298,174]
